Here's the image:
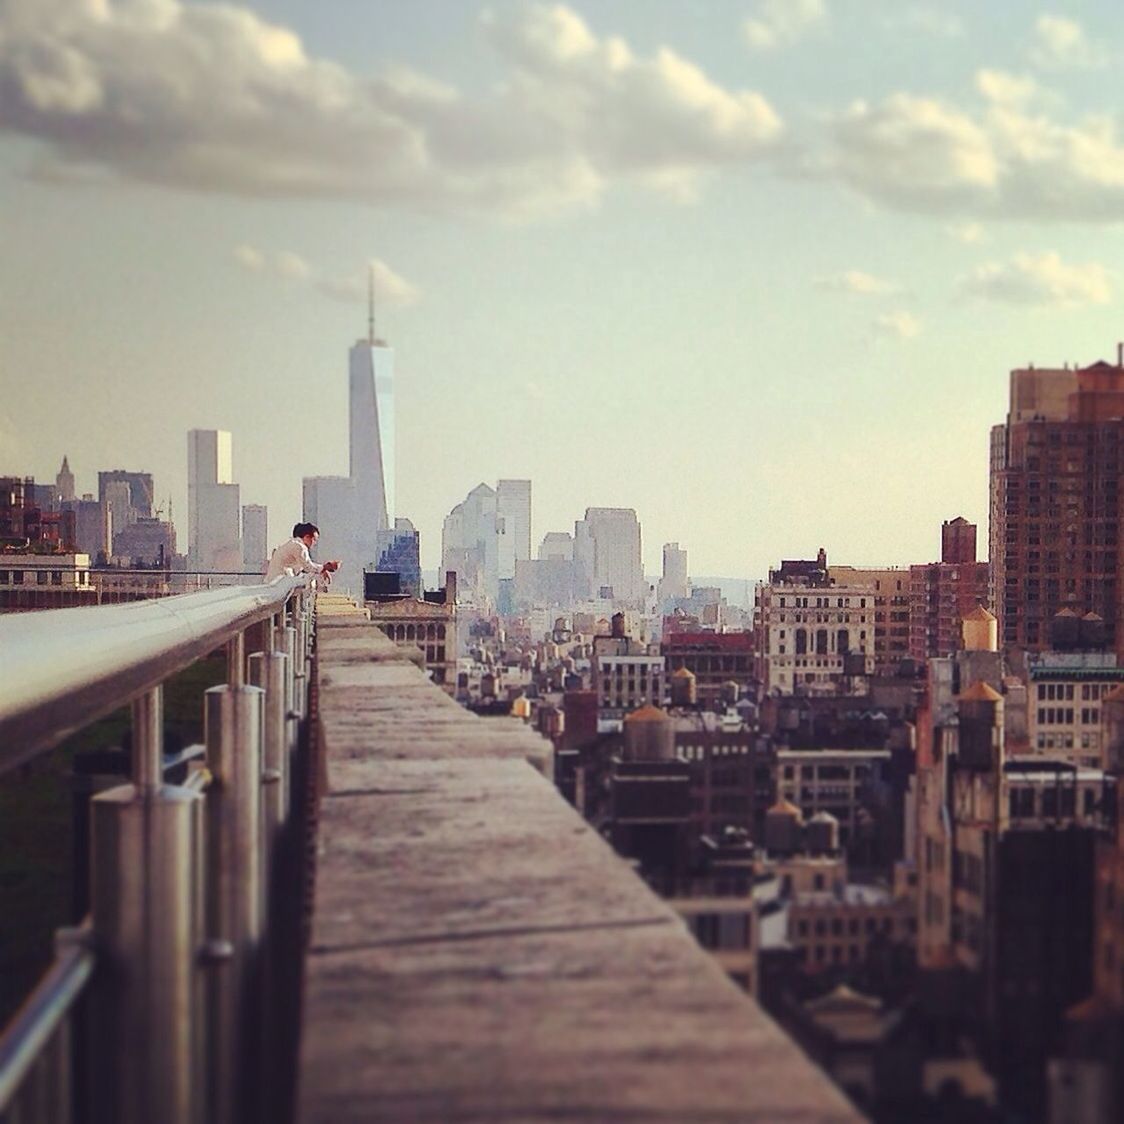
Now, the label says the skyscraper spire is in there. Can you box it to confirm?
[368,261,375,345]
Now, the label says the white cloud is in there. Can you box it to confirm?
[315,260,421,307]
[1030,15,1107,70]
[233,246,420,306]
[959,251,1112,307]
[815,269,899,295]
[0,0,781,218]
[820,87,1124,222]
[872,311,921,339]
[947,221,986,244]
[976,69,1038,108]
[828,94,998,211]
[744,0,826,50]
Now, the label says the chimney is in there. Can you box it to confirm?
[1117,341,1122,368]
[444,570,457,605]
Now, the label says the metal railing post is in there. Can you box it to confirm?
[248,651,291,855]
[203,680,265,1124]
[246,646,290,1122]
[280,625,304,723]
[88,686,202,1124]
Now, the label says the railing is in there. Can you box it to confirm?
[0,576,315,1124]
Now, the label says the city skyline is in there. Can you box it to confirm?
[5,1,1124,576]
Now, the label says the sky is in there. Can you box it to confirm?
[3,0,1124,580]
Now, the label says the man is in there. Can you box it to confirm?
[264,522,341,584]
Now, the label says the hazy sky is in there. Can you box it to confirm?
[4,0,1124,579]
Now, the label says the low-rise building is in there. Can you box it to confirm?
[788,883,915,973]
[1026,649,1124,768]
[0,553,94,610]
[776,748,892,848]
[755,552,875,695]
[367,576,457,688]
[661,631,754,708]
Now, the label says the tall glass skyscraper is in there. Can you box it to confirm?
[348,334,394,536]
[303,286,397,595]
[324,325,393,594]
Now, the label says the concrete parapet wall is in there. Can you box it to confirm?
[298,601,863,1123]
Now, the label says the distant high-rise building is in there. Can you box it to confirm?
[187,429,241,571]
[441,484,499,605]
[374,517,422,597]
[242,504,268,575]
[64,494,109,560]
[349,301,394,555]
[113,518,176,567]
[302,295,395,593]
[496,479,532,581]
[104,481,132,548]
[990,357,1124,655]
[579,507,644,607]
[658,542,689,603]
[98,470,153,520]
[539,531,574,561]
[302,475,356,586]
[56,456,75,504]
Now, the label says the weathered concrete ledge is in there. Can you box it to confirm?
[298,600,863,1123]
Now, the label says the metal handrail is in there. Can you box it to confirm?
[0,575,309,772]
[0,927,94,1111]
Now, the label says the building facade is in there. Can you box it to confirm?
[496,479,532,582]
[776,748,891,848]
[187,430,241,572]
[755,554,876,694]
[990,360,1124,656]
[1026,650,1124,768]
[828,566,912,676]
[662,632,755,708]
[659,542,689,603]
[577,507,644,608]
[241,504,268,575]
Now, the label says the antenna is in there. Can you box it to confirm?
[368,262,375,345]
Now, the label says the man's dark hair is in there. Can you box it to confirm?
[292,522,320,538]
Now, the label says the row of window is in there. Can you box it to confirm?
[382,622,447,642]
[679,744,752,760]
[1036,707,1100,726]
[1009,785,1098,819]
[775,596,869,609]
[794,915,909,938]
[1036,683,1112,701]
[0,569,77,585]
[782,764,858,780]
[1035,732,1098,753]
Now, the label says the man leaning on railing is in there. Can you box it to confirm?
[264,522,340,587]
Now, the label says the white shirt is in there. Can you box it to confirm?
[264,538,325,582]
